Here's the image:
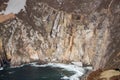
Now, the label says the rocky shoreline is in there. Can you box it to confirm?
[0,0,120,80]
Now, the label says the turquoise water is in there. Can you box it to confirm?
[0,64,75,80]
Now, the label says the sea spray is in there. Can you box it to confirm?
[0,67,3,70]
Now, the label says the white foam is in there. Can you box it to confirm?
[61,76,69,79]
[0,67,3,70]
[30,63,92,80]
[0,0,26,14]
[8,71,15,74]
[10,64,27,69]
[84,66,93,70]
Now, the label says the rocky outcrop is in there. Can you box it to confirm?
[0,13,15,23]
[82,69,120,80]
[0,0,120,70]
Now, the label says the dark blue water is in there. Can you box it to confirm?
[0,64,75,80]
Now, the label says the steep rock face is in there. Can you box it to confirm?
[0,0,120,70]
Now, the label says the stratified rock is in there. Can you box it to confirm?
[0,0,119,70]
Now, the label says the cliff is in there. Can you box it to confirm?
[0,0,120,71]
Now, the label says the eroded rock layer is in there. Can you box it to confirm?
[0,0,120,70]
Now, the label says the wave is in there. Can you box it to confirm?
[0,62,92,80]
[10,64,26,69]
[0,67,3,70]
[30,62,92,80]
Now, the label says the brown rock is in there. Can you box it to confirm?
[0,13,15,23]
[110,75,120,80]
[0,0,119,70]
[85,69,120,80]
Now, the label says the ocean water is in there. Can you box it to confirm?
[0,63,92,80]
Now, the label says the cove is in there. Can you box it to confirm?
[0,63,92,80]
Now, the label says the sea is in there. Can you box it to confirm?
[0,63,92,80]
